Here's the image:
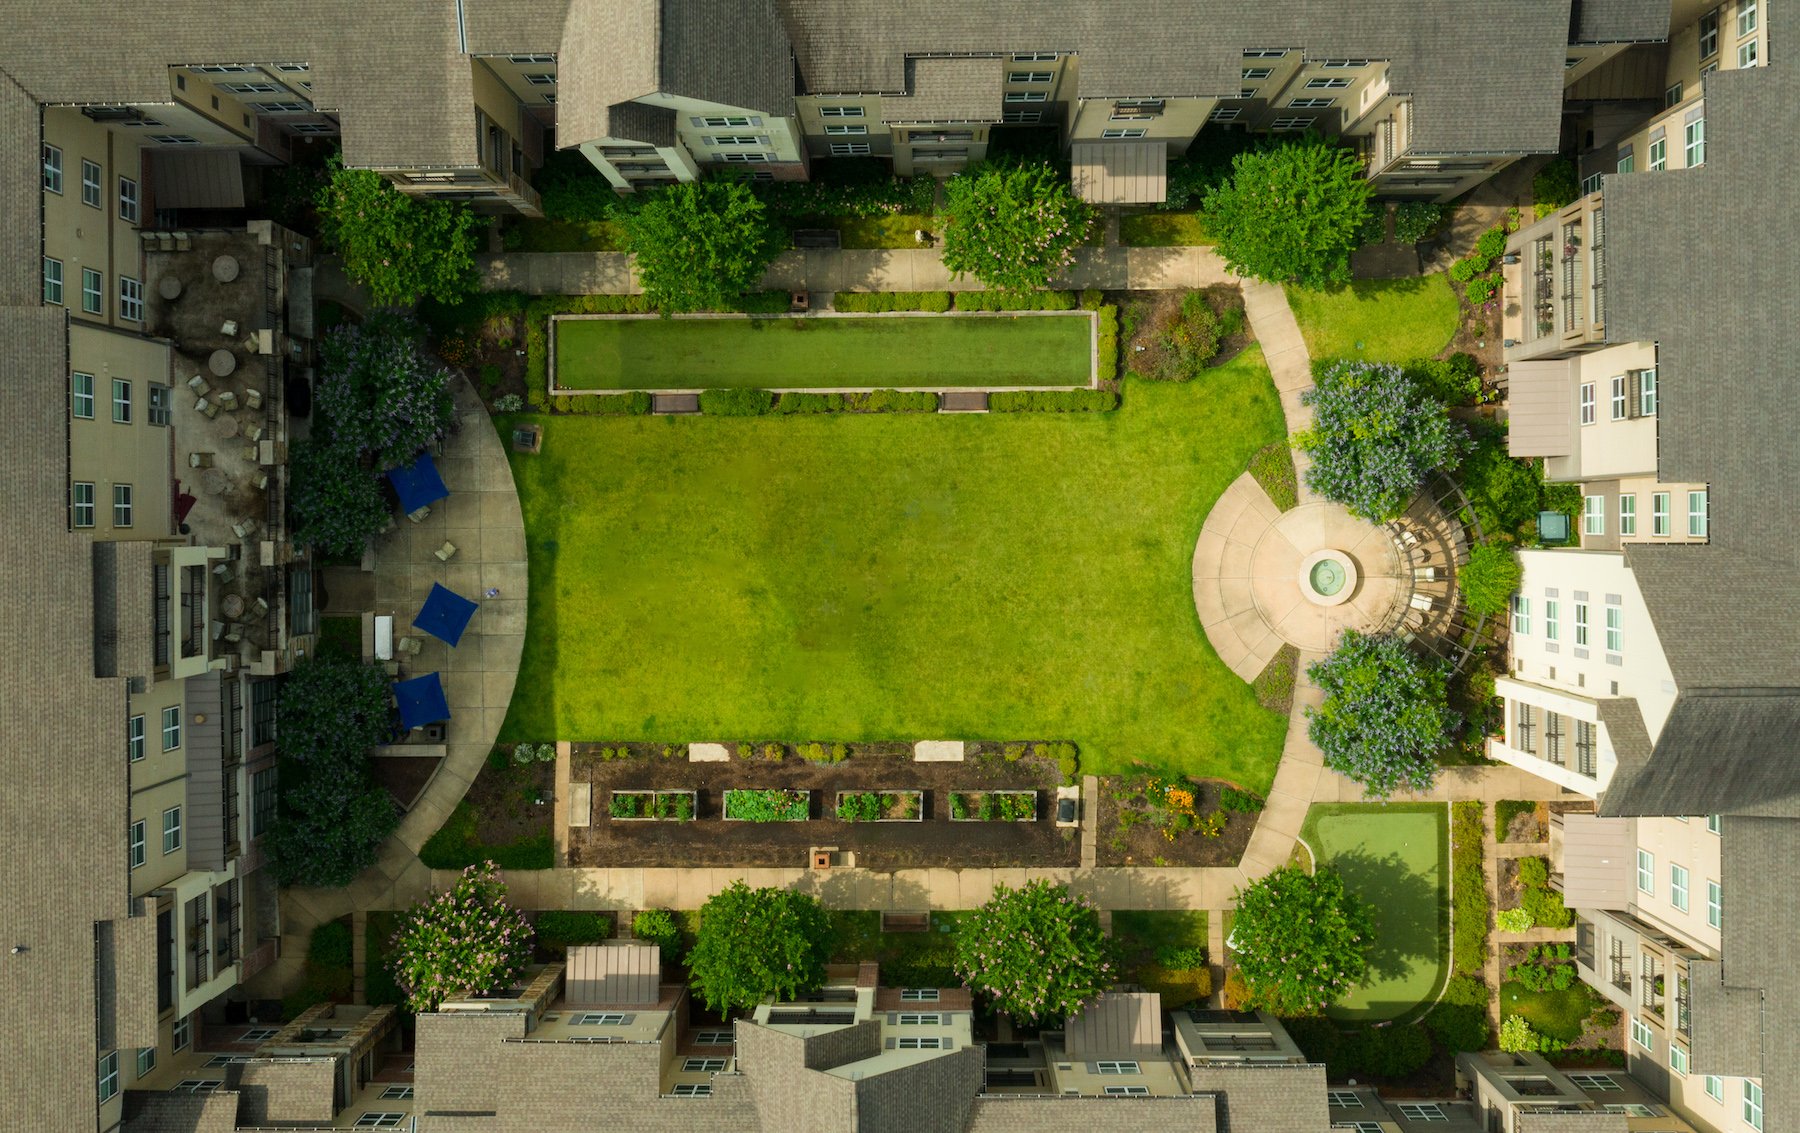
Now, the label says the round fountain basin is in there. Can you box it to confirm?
[1299,549,1358,607]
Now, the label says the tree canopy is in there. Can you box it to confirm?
[953,880,1114,1023]
[1296,359,1465,521]
[314,313,457,469]
[940,161,1092,291]
[287,438,390,560]
[388,863,535,1012]
[1306,630,1455,798]
[316,157,481,307]
[686,882,832,1016]
[622,181,782,313]
[1458,541,1524,618]
[1202,137,1374,288]
[1230,865,1373,1015]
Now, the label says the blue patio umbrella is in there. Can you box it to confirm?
[386,451,450,515]
[393,672,450,730]
[413,582,479,646]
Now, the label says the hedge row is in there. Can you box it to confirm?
[1451,801,1490,978]
[549,391,653,415]
[700,388,942,416]
[832,289,1099,313]
[989,389,1118,412]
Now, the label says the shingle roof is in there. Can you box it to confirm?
[1599,691,1800,819]
[1189,1064,1329,1133]
[879,58,1002,124]
[1570,0,1671,42]
[779,0,1589,154]
[119,1091,241,1133]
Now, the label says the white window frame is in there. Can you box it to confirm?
[1617,152,1634,174]
[1583,495,1605,536]
[72,371,95,419]
[717,152,768,163]
[1543,598,1559,642]
[899,989,938,1001]
[81,158,102,207]
[112,378,132,423]
[1604,604,1622,654]
[1631,1017,1654,1050]
[1569,1074,1620,1091]
[353,1116,406,1129]
[682,1057,728,1072]
[1243,48,1289,58]
[1699,11,1721,57]
[1649,138,1667,171]
[572,1012,626,1025]
[1639,368,1657,414]
[161,704,181,750]
[671,1083,711,1097]
[1013,52,1058,62]
[163,805,182,853]
[1670,1045,1689,1076]
[1737,39,1757,67]
[1095,1061,1140,1075]
[1707,880,1722,928]
[1270,116,1315,131]
[1334,1124,1382,1133]
[1706,1076,1723,1102]
[118,176,140,223]
[694,1030,734,1044]
[1619,494,1637,536]
[1688,491,1708,537]
[113,482,133,528]
[828,143,871,156]
[137,1046,157,1077]
[380,1085,414,1099]
[82,267,103,315]
[1652,492,1672,536]
[1670,863,1689,912]
[129,820,145,868]
[818,106,863,118]
[1007,71,1053,83]
[1512,595,1531,635]
[897,1036,944,1049]
[1209,108,1242,122]
[43,256,63,305]
[897,1013,943,1025]
[120,276,144,321]
[172,1080,222,1093]
[72,482,95,528]
[1100,127,1147,138]
[1003,109,1043,123]
[1685,119,1705,167]
[1637,849,1655,894]
[523,72,557,87]
[1745,1081,1762,1131]
[98,1051,120,1102]
[1242,67,1274,80]
[1708,813,1721,834]
[693,115,756,128]
[1575,602,1589,646]
[43,143,63,192]
[1104,1085,1150,1096]
[173,1015,191,1051]
[1288,97,1337,109]
[128,715,145,761]
[1398,1104,1448,1122]
[1579,381,1596,424]
[1306,77,1352,89]
[1004,91,1047,103]
[1328,1091,1364,1107]
[1610,375,1628,419]
[1738,0,1758,36]
[822,124,866,136]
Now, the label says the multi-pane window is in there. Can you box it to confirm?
[1671,863,1689,912]
[896,1036,944,1049]
[572,1013,626,1025]
[818,106,863,118]
[162,705,182,750]
[219,81,282,93]
[1013,52,1058,62]
[137,1047,157,1077]
[113,484,134,528]
[1685,119,1705,166]
[508,54,553,64]
[1619,494,1637,536]
[163,806,182,853]
[1568,1074,1620,1090]
[149,384,171,426]
[252,768,278,837]
[72,372,95,419]
[717,152,768,163]
[1101,127,1147,138]
[1708,813,1721,834]
[119,176,140,223]
[72,482,95,528]
[1004,91,1047,103]
[128,715,145,761]
[1639,368,1657,414]
[1737,37,1757,66]
[1649,138,1667,170]
[1578,382,1596,424]
[1610,375,1628,419]
[1398,1105,1447,1122]
[149,134,201,145]
[1242,67,1274,80]
[1707,880,1722,928]
[1617,152,1634,174]
[380,1086,414,1099]
[81,158,102,207]
[252,101,311,113]
[43,257,63,304]
[1328,1091,1364,1107]
[43,143,64,192]
[897,1013,942,1025]
[82,268,103,314]
[1544,599,1559,642]
[693,115,755,127]
[1513,702,1536,754]
[129,820,145,868]
[1699,10,1720,57]
[120,276,144,321]
[1574,602,1589,646]
[1631,1017,1654,1050]
[1095,1061,1140,1074]
[694,1030,734,1044]
[671,1084,711,1097]
[172,1080,222,1093]
[1583,496,1605,536]
[1319,59,1370,67]
[1209,108,1242,122]
[1270,116,1315,131]
[1242,48,1289,58]
[1582,172,1604,195]
[899,989,938,1001]
[828,143,870,156]
[112,379,132,423]
[98,1051,120,1102]
[1637,849,1655,894]
[1288,97,1336,109]
[1003,109,1042,123]
[1652,492,1672,535]
[1706,1076,1724,1102]
[1745,1081,1763,1131]
[173,1015,191,1051]
[1512,595,1530,635]
[822,124,865,136]
[1738,0,1758,36]
[1008,71,1052,83]
[682,1058,728,1072]
[353,1116,406,1129]
[1688,490,1708,537]
[1604,604,1622,653]
[523,72,556,86]
[1306,77,1352,88]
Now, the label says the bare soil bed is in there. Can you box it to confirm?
[369,755,441,810]
[566,744,1079,869]
[1095,778,1257,867]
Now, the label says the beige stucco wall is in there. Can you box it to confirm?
[42,108,144,330]
[1556,342,1661,482]
[69,322,173,541]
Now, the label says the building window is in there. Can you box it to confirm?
[1579,382,1596,424]
[1335,1125,1383,1133]
[1583,496,1604,536]
[1604,604,1622,654]
[1738,0,1758,35]
[693,115,756,127]
[523,72,556,86]
[1100,128,1147,138]
[252,768,277,837]
[1708,813,1721,834]
[1707,880,1722,928]
[1617,152,1634,174]
[43,257,63,304]
[1637,849,1655,894]
[251,679,278,746]
[1004,91,1047,103]
[1008,71,1052,83]
[1328,1091,1364,1107]
[827,142,870,156]
[162,805,182,852]
[1320,59,1371,67]
[1604,1105,1662,1118]
[111,378,132,423]
[1398,1105,1448,1122]
[1013,52,1058,62]
[1511,595,1531,635]
[149,384,171,426]
[129,820,145,868]
[81,158,103,207]
[128,715,146,761]
[1544,711,1565,765]
[508,54,554,64]
[1243,48,1289,58]
[1639,368,1657,414]
[671,1084,711,1097]
[705,134,768,145]
[172,1080,222,1093]
[72,372,95,419]
[380,1086,414,1100]
[1687,490,1708,537]
[1111,99,1164,118]
[1270,116,1315,131]
[290,122,338,133]
[1737,38,1757,67]
[1648,138,1667,170]
[1543,598,1560,642]
[818,106,863,118]
[1306,77,1352,88]
[572,1012,626,1025]
[1288,97,1336,109]
[219,81,282,93]
[1631,1017,1654,1050]
[1699,10,1720,57]
[173,1015,191,1051]
[1242,67,1274,80]
[899,989,939,1001]
[251,101,311,113]
[694,1030,734,1044]
[717,152,768,163]
[1619,495,1637,536]
[1670,863,1689,911]
[1513,702,1536,753]
[1610,375,1628,419]
[98,1051,120,1102]
[1209,108,1242,122]
[1582,172,1604,195]
[1239,88,1259,99]
[1575,720,1596,775]
[113,484,134,528]
[822,124,866,136]
[161,704,182,750]
[1706,1076,1724,1101]
[190,64,251,73]
[136,1047,157,1077]
[896,1013,942,1025]
[1665,1044,1689,1078]
[80,267,104,315]
[1652,492,1672,536]
[895,1036,944,1049]
[353,1116,406,1129]
[1095,1061,1140,1074]
[1568,1074,1620,1090]
[149,134,201,145]
[1003,109,1043,123]
[120,276,143,321]
[682,1058,728,1072]
[1574,601,1589,646]
[43,143,63,192]
[1745,1081,1762,1131]
[1685,119,1706,166]
[72,482,95,528]
[118,176,140,223]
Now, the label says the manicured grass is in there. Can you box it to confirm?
[501,357,1289,789]
[1286,274,1461,365]
[1300,802,1450,1023]
[1120,210,1212,247]
[1501,980,1598,1041]
[833,213,942,249]
[553,313,1093,391]
[1112,910,1212,1008]
[828,910,965,987]
[509,218,625,252]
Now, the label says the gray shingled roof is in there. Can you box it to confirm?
[1570,0,1672,42]
[880,58,1003,124]
[1189,1064,1329,1133]
[779,0,1586,154]
[1599,691,1800,820]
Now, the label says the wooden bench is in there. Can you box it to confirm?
[880,911,931,934]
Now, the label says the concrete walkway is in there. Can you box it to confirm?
[1239,278,1320,501]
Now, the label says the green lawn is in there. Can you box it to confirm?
[1299,802,1450,1023]
[1501,980,1599,1041]
[833,214,942,249]
[1285,274,1461,365]
[1120,210,1212,247]
[508,218,626,252]
[828,910,965,987]
[501,356,1289,789]
[553,313,1094,391]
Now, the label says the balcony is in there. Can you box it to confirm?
[1608,941,1631,995]
[1639,953,1664,1021]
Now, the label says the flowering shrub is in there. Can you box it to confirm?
[1202,138,1374,288]
[1306,631,1454,798]
[388,863,534,1013]
[1229,865,1373,1015]
[953,880,1113,1022]
[687,882,831,1016]
[314,313,458,470]
[1296,360,1466,521]
[941,161,1092,291]
[287,438,389,559]
[316,157,480,307]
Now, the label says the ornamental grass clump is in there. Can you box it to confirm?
[388,862,534,1013]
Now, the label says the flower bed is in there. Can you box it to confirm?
[948,790,1037,822]
[608,789,696,822]
[722,789,811,822]
[835,790,924,823]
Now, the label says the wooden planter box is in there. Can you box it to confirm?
[722,789,812,822]
[948,789,1037,822]
[835,789,925,823]
[609,789,697,822]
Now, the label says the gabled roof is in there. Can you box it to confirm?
[879,58,1002,124]
[1599,690,1800,819]
[1570,0,1672,43]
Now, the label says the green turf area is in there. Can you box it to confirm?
[508,218,625,252]
[1285,274,1461,365]
[1300,802,1450,1023]
[1501,980,1599,1041]
[1120,210,1212,247]
[553,313,1093,391]
[500,358,1289,789]
[833,214,942,249]
[828,910,965,987]
[1112,910,1212,1008]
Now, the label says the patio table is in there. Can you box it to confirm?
[209,349,237,377]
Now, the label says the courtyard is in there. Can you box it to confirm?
[501,352,1289,790]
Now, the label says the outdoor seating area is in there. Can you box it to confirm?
[1385,473,1499,673]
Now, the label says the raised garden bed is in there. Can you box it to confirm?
[949,790,1036,822]
[608,789,697,822]
[835,790,924,822]
[722,789,811,822]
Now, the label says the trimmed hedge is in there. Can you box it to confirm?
[710,389,943,416]
[699,388,775,416]
[1451,801,1490,978]
[832,291,954,313]
[989,389,1118,413]
[534,910,615,955]
[832,289,1081,313]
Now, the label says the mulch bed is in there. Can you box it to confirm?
[1500,802,1548,844]
[1095,778,1256,867]
[566,744,1079,870]
[465,755,555,846]
[369,755,441,810]
[1114,286,1250,379]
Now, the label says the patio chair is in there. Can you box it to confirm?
[243,424,263,443]
[250,597,269,619]
[1409,592,1435,613]
[434,541,458,562]
[1414,566,1439,583]
[406,505,431,523]
[186,374,211,396]
[215,390,239,411]
[397,636,423,656]
[243,387,263,410]
[189,452,214,469]
[196,398,219,419]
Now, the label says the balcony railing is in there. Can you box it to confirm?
[1561,223,1584,332]
[1531,237,1555,339]
[1609,943,1631,994]
[1589,206,1605,328]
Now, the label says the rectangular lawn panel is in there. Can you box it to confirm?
[553,312,1093,391]
[500,357,1289,791]
[1300,802,1450,1023]
[1285,274,1461,365]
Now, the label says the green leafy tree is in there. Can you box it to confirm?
[287,438,388,559]
[953,880,1114,1023]
[316,157,481,306]
[388,863,535,1012]
[1307,631,1455,798]
[1202,137,1374,287]
[1296,360,1465,522]
[276,653,395,763]
[622,181,782,313]
[314,313,458,469]
[941,161,1092,291]
[1459,541,1524,618]
[686,883,832,1016]
[1230,866,1373,1015]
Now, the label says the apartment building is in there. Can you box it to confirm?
[1460,1050,1701,1133]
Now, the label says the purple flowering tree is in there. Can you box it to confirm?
[1296,359,1466,521]
[315,312,458,470]
[1230,865,1373,1015]
[953,880,1113,1023]
[1306,630,1454,798]
[388,862,534,1013]
[686,882,832,1016]
[287,438,389,558]
[941,161,1092,291]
